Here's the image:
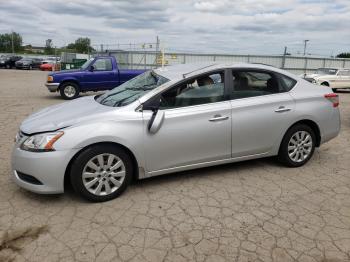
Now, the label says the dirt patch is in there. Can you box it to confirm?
[0,225,48,261]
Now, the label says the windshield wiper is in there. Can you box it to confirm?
[125,84,155,91]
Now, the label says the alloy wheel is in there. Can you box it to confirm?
[63,85,76,98]
[82,153,126,196]
[288,131,313,163]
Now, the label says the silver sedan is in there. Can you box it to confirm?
[12,63,340,202]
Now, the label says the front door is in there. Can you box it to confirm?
[143,70,232,173]
[230,69,296,157]
[337,69,350,88]
[82,58,118,90]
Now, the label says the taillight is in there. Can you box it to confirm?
[324,93,339,108]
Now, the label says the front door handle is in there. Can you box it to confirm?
[209,115,229,122]
[275,106,291,113]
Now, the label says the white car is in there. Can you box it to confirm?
[303,68,350,92]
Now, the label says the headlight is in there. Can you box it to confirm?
[20,131,64,152]
[47,76,53,82]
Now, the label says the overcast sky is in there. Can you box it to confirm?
[0,0,349,56]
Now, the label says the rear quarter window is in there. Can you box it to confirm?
[278,73,297,92]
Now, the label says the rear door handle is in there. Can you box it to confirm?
[209,115,229,122]
[275,106,291,113]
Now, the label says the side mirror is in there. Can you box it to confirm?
[148,110,165,134]
[144,96,164,134]
[89,65,95,72]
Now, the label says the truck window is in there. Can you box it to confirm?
[93,58,112,71]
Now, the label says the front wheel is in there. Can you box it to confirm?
[59,82,79,100]
[70,145,133,202]
[278,124,316,167]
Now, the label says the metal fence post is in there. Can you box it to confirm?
[304,57,308,73]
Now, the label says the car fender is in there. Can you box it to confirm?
[54,121,145,173]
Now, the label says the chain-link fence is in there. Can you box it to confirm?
[105,50,350,75]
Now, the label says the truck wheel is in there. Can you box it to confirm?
[60,82,79,100]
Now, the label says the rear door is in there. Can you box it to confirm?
[230,69,296,157]
[81,58,118,90]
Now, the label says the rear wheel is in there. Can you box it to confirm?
[70,144,133,202]
[278,124,316,167]
[59,82,79,100]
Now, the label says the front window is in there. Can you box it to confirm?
[96,71,169,107]
[80,58,94,70]
[337,69,350,76]
[159,72,225,109]
[315,68,337,75]
[92,58,112,71]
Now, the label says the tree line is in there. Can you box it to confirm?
[0,32,349,58]
[0,32,94,54]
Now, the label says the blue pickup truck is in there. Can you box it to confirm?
[45,56,145,99]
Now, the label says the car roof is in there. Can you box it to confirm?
[154,62,297,80]
[316,67,350,70]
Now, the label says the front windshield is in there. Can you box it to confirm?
[81,58,94,70]
[96,70,169,107]
[315,68,337,75]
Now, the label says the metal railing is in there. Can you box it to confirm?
[106,50,350,75]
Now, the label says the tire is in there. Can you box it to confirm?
[6,64,10,69]
[59,82,79,100]
[70,144,133,202]
[278,124,316,167]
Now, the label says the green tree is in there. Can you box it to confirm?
[336,53,350,58]
[66,37,94,53]
[0,32,22,53]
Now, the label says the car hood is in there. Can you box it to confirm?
[20,96,116,134]
[49,69,82,76]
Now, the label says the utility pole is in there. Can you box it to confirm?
[155,36,160,67]
[303,40,309,56]
[11,31,14,54]
[282,46,287,69]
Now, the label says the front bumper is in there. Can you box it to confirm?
[45,82,60,92]
[11,145,80,194]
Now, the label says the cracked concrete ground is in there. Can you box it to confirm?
[0,69,349,262]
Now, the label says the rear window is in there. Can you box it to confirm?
[278,73,297,92]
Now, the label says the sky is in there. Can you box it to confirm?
[0,0,349,56]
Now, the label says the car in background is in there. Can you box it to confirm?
[15,58,42,70]
[303,68,350,92]
[40,62,59,71]
[12,63,340,202]
[0,55,22,69]
[45,56,145,99]
[41,57,60,65]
